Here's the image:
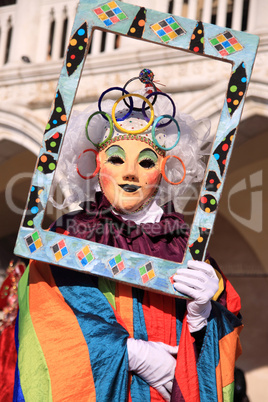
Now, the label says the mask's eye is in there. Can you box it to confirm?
[139,158,155,169]
[107,156,124,165]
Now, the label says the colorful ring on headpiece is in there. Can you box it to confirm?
[142,92,176,128]
[161,155,186,185]
[122,77,157,111]
[76,148,100,180]
[98,87,134,122]
[85,111,113,148]
[152,115,181,151]
[112,94,154,134]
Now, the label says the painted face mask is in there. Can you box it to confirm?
[98,139,163,213]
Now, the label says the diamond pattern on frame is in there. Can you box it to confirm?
[66,22,88,76]
[213,128,236,176]
[226,62,247,116]
[22,185,44,228]
[209,31,243,57]
[205,171,221,192]
[108,254,125,275]
[51,239,69,262]
[45,91,67,133]
[127,7,146,38]
[24,231,43,254]
[189,228,210,261]
[199,194,218,213]
[37,153,57,174]
[45,132,63,154]
[139,262,156,284]
[93,2,128,27]
[76,245,94,268]
[189,21,204,54]
[150,16,186,43]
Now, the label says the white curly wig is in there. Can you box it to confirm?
[50,86,211,212]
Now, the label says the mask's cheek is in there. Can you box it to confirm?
[99,164,121,200]
[142,169,162,187]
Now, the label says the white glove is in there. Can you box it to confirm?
[173,260,219,332]
[127,338,178,401]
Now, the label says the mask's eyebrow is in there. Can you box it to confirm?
[105,145,126,159]
[138,148,158,163]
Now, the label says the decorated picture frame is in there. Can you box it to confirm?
[14,0,259,297]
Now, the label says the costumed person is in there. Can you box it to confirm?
[14,70,242,401]
[0,260,26,401]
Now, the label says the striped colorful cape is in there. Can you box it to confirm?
[13,258,242,402]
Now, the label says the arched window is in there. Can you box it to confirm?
[4,18,13,64]
[60,17,68,58]
[47,10,55,60]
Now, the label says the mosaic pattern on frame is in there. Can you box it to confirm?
[93,1,128,27]
[150,16,186,43]
[209,30,243,57]
[24,231,43,254]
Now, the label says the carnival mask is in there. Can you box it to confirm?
[98,140,163,213]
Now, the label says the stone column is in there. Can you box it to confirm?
[8,0,40,64]
[216,0,228,27]
[201,0,213,23]
[51,7,65,61]
[36,6,53,63]
[247,0,267,33]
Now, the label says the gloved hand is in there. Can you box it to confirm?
[173,260,219,332]
[127,338,178,401]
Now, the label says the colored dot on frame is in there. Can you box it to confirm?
[56,107,62,113]
[31,206,39,214]
[138,19,145,27]
[78,28,85,36]
[197,236,204,243]
[49,163,56,171]
[70,39,77,46]
[230,85,237,92]
[41,155,47,163]
[205,207,211,213]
